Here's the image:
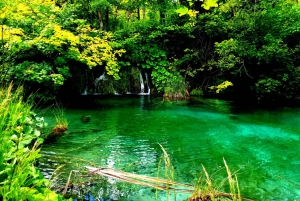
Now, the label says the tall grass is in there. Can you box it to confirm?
[0,83,69,201]
[86,144,249,201]
[189,159,243,201]
[156,144,243,201]
[223,158,241,201]
[157,143,176,200]
[52,102,68,135]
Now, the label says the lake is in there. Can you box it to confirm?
[38,95,300,201]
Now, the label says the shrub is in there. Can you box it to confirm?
[0,83,69,201]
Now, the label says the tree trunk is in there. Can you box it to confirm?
[160,12,165,24]
[113,8,118,30]
[97,10,104,30]
[105,8,109,30]
[137,7,140,20]
[142,6,146,19]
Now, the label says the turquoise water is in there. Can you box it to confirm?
[39,96,300,201]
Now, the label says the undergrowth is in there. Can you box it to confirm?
[0,83,70,201]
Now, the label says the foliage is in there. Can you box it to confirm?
[11,61,66,100]
[77,26,126,80]
[0,83,69,201]
[202,0,300,101]
[2,0,300,102]
[175,0,218,23]
[209,80,233,94]
[0,0,125,100]
[190,88,204,96]
[115,24,193,94]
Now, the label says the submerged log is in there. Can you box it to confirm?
[85,166,193,192]
[84,166,255,201]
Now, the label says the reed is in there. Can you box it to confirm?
[188,159,243,201]
[223,158,241,201]
[157,143,176,200]
[85,144,251,201]
[188,164,219,201]
[85,165,246,201]
[52,102,68,135]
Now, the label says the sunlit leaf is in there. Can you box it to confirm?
[175,7,189,16]
[202,0,218,10]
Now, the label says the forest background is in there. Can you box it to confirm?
[1,0,300,200]
[1,0,300,104]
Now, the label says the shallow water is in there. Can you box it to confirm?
[39,96,300,201]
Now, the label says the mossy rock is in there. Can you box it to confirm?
[44,125,68,143]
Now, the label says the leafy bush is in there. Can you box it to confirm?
[0,83,69,201]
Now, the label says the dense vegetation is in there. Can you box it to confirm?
[0,84,69,200]
[1,0,300,103]
[1,1,300,199]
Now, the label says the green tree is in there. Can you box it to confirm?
[0,0,125,100]
[194,0,300,101]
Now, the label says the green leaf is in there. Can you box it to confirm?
[175,7,189,16]
[202,0,218,10]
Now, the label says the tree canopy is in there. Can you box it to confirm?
[1,0,300,103]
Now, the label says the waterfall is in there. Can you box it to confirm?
[140,73,145,93]
[138,72,150,95]
[95,71,106,85]
[94,71,106,94]
[81,70,88,95]
[91,71,150,95]
[145,72,150,94]
[81,88,88,95]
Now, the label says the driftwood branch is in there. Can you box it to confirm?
[85,166,193,193]
[84,166,255,201]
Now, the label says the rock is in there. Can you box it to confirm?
[81,115,91,123]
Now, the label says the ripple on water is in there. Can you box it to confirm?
[39,97,300,201]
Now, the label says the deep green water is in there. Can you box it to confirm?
[39,96,300,201]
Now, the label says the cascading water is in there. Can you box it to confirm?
[145,72,150,94]
[138,72,150,95]
[95,72,106,85]
[140,73,145,93]
[94,72,106,94]
[83,70,151,95]
[81,88,88,95]
[81,70,89,95]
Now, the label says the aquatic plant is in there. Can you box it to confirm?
[53,102,68,135]
[224,158,241,201]
[188,159,242,201]
[157,143,175,200]
[85,144,250,201]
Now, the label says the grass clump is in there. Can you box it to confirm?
[86,144,251,201]
[52,102,68,135]
[189,158,243,201]
[0,83,70,201]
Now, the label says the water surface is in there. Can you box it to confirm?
[39,96,300,201]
